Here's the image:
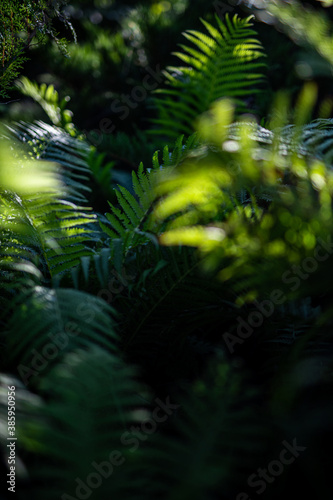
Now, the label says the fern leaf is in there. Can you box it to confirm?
[3,122,101,278]
[5,287,117,378]
[151,13,266,139]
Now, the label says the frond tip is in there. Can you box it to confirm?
[151,13,266,139]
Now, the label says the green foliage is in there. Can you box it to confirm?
[2,4,333,500]
[1,122,99,284]
[94,129,155,172]
[6,288,117,376]
[15,77,76,134]
[153,91,333,303]
[151,13,266,139]
[100,162,158,255]
[12,348,148,499]
[257,0,333,67]
[100,133,200,264]
[0,0,74,99]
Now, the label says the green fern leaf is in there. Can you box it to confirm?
[151,13,266,139]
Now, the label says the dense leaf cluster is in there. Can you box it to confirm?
[1,3,333,500]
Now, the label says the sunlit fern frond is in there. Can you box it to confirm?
[2,122,101,278]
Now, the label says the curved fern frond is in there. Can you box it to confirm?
[151,14,266,139]
[219,118,333,168]
[0,135,61,315]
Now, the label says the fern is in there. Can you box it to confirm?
[99,128,155,172]
[4,287,117,384]
[0,136,60,317]
[15,77,76,134]
[151,13,266,139]
[9,121,92,204]
[2,6,333,499]
[13,347,150,500]
[227,118,333,162]
[3,122,101,278]
[0,1,75,98]
[99,162,157,262]
[100,134,199,264]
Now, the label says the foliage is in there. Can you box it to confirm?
[1,5,333,500]
[15,77,76,134]
[254,0,333,68]
[1,121,99,292]
[0,0,75,99]
[151,13,266,139]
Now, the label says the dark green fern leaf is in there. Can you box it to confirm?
[100,161,160,264]
[4,286,117,384]
[15,347,150,500]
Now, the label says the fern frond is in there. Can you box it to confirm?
[97,128,155,173]
[151,14,266,139]
[101,134,201,264]
[8,121,92,204]
[15,347,150,499]
[4,287,117,381]
[120,246,238,359]
[3,122,101,277]
[101,162,158,260]
[228,118,333,165]
[15,77,76,134]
